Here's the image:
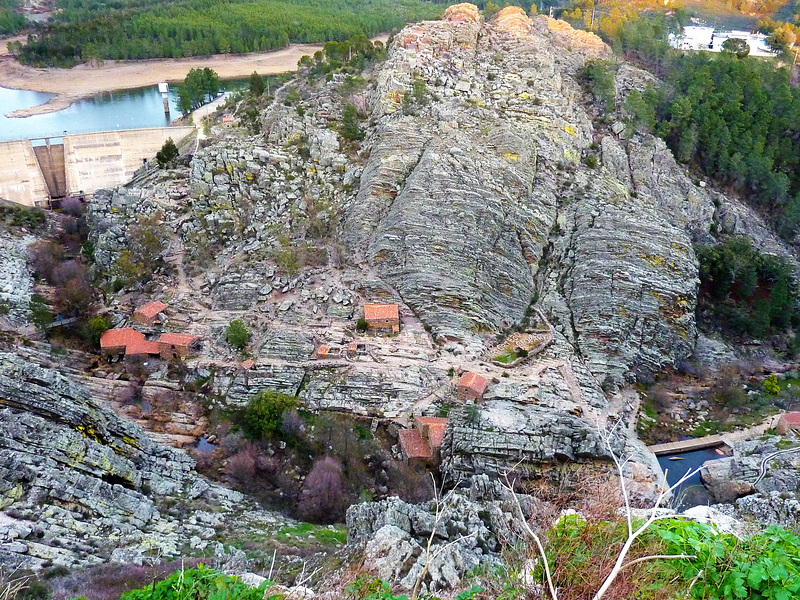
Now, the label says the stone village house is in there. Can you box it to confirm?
[133,300,168,327]
[101,329,199,359]
[398,416,449,466]
[457,372,488,401]
[364,304,400,334]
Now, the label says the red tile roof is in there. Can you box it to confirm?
[417,417,448,449]
[101,328,144,349]
[125,338,160,355]
[241,359,255,369]
[398,428,431,459]
[135,301,167,320]
[158,333,198,347]
[782,412,800,426]
[458,372,488,395]
[364,304,399,321]
[317,346,330,356]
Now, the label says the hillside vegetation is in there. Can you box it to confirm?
[12,0,444,65]
[0,0,25,34]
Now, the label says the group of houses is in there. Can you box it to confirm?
[313,303,400,360]
[100,301,200,360]
[398,371,490,464]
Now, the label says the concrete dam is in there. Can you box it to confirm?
[0,127,194,207]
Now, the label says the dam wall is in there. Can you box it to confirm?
[0,127,194,207]
[0,140,51,207]
[65,127,194,196]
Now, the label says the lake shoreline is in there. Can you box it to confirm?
[0,42,327,118]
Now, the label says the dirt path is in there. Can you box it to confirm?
[0,43,325,118]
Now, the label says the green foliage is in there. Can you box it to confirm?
[81,314,111,346]
[119,564,276,600]
[244,389,299,438]
[177,68,220,114]
[249,71,266,96]
[623,87,657,133]
[29,294,54,330]
[697,237,798,339]
[634,52,800,237]
[156,137,179,168]
[356,318,368,332]
[0,0,25,35]
[655,520,800,600]
[764,373,781,395]
[16,0,440,66]
[225,319,250,348]
[577,59,616,114]
[339,103,365,141]
[721,37,750,58]
[0,205,47,229]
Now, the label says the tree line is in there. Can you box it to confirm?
[0,0,26,35]
[12,0,441,66]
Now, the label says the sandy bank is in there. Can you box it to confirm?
[0,43,325,118]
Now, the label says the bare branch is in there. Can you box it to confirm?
[502,472,558,600]
[620,554,696,571]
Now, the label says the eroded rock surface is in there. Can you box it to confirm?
[0,352,289,570]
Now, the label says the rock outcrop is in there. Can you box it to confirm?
[0,351,289,570]
[0,229,34,324]
[346,475,524,594]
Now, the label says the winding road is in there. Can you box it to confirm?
[752,444,800,487]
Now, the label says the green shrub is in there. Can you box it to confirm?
[697,236,798,339]
[29,295,53,330]
[655,520,800,600]
[155,137,179,168]
[356,318,368,333]
[244,389,299,438]
[226,319,250,348]
[577,59,616,114]
[339,103,365,141]
[764,374,780,395]
[81,314,111,346]
[120,564,277,600]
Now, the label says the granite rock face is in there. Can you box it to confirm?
[343,9,706,385]
[346,475,522,594]
[0,229,34,324]
[0,352,289,570]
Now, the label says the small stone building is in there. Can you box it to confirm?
[157,333,199,359]
[398,416,449,466]
[457,372,488,401]
[777,412,800,435]
[100,328,159,357]
[133,301,167,327]
[364,304,400,333]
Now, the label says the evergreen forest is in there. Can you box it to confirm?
[12,0,444,65]
[0,0,26,34]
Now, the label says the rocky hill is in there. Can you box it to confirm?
[2,3,800,596]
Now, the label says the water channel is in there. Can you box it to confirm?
[0,80,246,142]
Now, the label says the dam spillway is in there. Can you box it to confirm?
[0,126,194,207]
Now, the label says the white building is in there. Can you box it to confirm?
[669,25,774,57]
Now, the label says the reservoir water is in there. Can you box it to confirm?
[0,80,246,142]
[657,447,722,510]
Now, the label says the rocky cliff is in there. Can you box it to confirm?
[79,4,800,495]
[11,4,799,589]
[0,350,290,570]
